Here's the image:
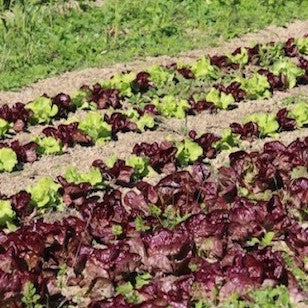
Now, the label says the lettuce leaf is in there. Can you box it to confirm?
[191,56,220,79]
[288,102,308,127]
[25,97,58,124]
[213,129,240,151]
[271,59,305,89]
[27,177,62,210]
[245,113,279,137]
[78,112,112,144]
[227,47,249,66]
[0,200,16,228]
[176,139,203,166]
[153,95,189,119]
[65,166,103,187]
[295,37,308,55]
[0,147,18,172]
[206,88,235,109]
[238,73,271,99]
[101,72,136,97]
[34,136,63,155]
[0,118,10,138]
[126,155,150,181]
[147,65,174,87]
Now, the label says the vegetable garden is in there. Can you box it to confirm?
[0,18,307,307]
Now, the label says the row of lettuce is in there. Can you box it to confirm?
[0,98,306,173]
[0,36,307,141]
[0,134,306,306]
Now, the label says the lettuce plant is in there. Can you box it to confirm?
[25,97,58,124]
[295,37,308,55]
[147,65,174,87]
[288,102,308,127]
[126,109,155,131]
[227,47,248,66]
[238,73,271,99]
[245,113,279,137]
[176,139,203,166]
[126,155,150,181]
[101,72,136,97]
[206,88,235,109]
[27,177,62,211]
[71,89,92,109]
[259,42,284,66]
[65,167,103,187]
[34,136,63,155]
[191,56,220,79]
[0,118,10,138]
[153,95,189,119]
[271,59,305,89]
[78,112,112,144]
[0,200,16,228]
[136,114,155,131]
[0,147,18,172]
[213,129,240,151]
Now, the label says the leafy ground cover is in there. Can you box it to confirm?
[0,135,306,307]
[0,0,307,90]
[0,12,307,307]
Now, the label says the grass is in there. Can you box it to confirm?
[0,0,307,91]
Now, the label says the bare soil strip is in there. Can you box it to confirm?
[0,20,307,105]
[1,85,307,195]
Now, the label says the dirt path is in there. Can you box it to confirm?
[0,20,307,105]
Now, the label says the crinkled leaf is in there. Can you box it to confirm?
[65,166,103,187]
[153,95,189,119]
[272,59,305,89]
[34,136,63,155]
[0,200,16,228]
[0,118,10,138]
[245,113,279,137]
[0,147,18,172]
[176,139,203,166]
[25,97,58,124]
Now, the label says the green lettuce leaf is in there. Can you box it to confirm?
[25,97,58,124]
[238,73,271,99]
[259,42,284,66]
[206,88,235,109]
[78,112,112,144]
[288,102,308,127]
[227,47,249,66]
[271,59,305,89]
[65,167,103,187]
[245,113,279,137]
[27,177,62,210]
[136,113,155,131]
[0,147,18,172]
[101,72,136,97]
[295,37,308,55]
[0,118,10,138]
[147,65,174,87]
[176,139,203,166]
[0,200,16,228]
[71,89,92,109]
[191,56,220,79]
[126,155,150,181]
[34,136,63,155]
[153,95,189,119]
[213,129,240,151]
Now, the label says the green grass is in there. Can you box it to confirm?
[0,0,307,91]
